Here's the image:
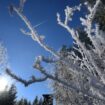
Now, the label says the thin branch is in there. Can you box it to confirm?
[20,28,32,36]
[12,6,59,58]
[6,68,48,87]
[80,0,101,54]
[19,0,26,12]
[36,56,58,63]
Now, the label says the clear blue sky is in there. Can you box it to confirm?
[0,0,80,101]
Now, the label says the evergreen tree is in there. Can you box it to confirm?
[81,0,105,31]
[77,28,94,50]
[24,99,29,105]
[0,85,17,105]
[28,101,31,105]
[16,98,31,105]
[81,0,105,6]
[43,94,53,105]
[9,85,17,105]
[16,99,23,105]
[38,98,43,105]
[33,96,39,105]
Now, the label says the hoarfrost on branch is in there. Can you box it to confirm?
[7,0,105,103]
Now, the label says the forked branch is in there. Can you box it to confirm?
[6,68,48,87]
[11,5,59,58]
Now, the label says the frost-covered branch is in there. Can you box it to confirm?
[8,0,60,87]
[19,0,26,12]
[57,4,81,41]
[33,56,105,102]
[55,1,105,104]
[57,4,91,71]
[80,0,101,54]
[6,68,48,87]
[57,0,105,85]
[11,5,59,58]
[57,4,96,77]
[34,56,58,64]
[7,0,105,104]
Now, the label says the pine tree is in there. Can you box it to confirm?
[81,0,105,31]
[0,85,17,105]
[38,98,43,105]
[9,85,17,105]
[17,98,31,105]
[33,96,39,105]
[77,28,94,50]
[81,0,105,6]
[28,101,31,105]
[43,94,53,105]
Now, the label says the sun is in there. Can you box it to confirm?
[0,76,9,92]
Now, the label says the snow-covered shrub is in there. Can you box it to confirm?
[53,0,105,104]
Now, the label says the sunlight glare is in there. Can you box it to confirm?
[0,76,9,92]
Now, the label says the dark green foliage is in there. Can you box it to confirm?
[38,98,43,105]
[16,98,31,105]
[0,85,17,105]
[28,102,31,105]
[33,96,39,105]
[81,0,105,6]
[0,86,53,105]
[94,9,105,31]
[101,0,105,4]
[43,94,53,105]
[81,0,105,31]
[32,94,53,105]
[60,45,71,57]
[81,0,96,6]
[9,85,17,105]
[60,29,95,59]
[77,28,94,50]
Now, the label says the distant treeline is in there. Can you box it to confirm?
[0,85,53,105]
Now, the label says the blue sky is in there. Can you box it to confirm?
[0,0,80,101]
